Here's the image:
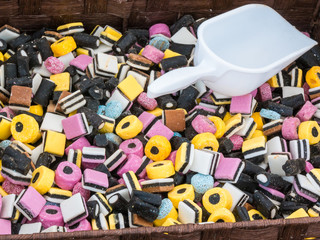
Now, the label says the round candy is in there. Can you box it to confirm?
[55,161,82,190]
[1,179,24,195]
[38,205,64,229]
[207,208,235,223]
[149,36,170,51]
[145,135,171,161]
[146,160,175,179]
[248,209,266,220]
[149,23,171,38]
[119,138,144,158]
[50,36,77,57]
[168,184,195,209]
[116,115,143,140]
[0,117,11,140]
[208,116,225,139]
[11,114,41,143]
[202,187,233,213]
[306,66,320,88]
[298,121,320,145]
[30,166,55,195]
[191,132,219,152]
[192,115,217,134]
[154,198,178,226]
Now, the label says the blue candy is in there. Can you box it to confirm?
[105,133,122,145]
[260,108,281,120]
[105,101,122,119]
[157,198,173,220]
[0,140,11,149]
[191,173,214,194]
[149,36,170,51]
[97,105,108,116]
[173,132,182,137]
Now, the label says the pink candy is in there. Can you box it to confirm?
[65,136,91,155]
[296,101,317,122]
[258,83,272,102]
[282,117,300,140]
[229,135,244,151]
[137,92,158,110]
[55,161,82,190]
[44,56,65,74]
[149,23,171,38]
[70,54,93,72]
[142,45,165,64]
[119,138,144,158]
[117,154,143,176]
[230,94,252,115]
[72,182,91,202]
[2,179,25,195]
[191,115,216,134]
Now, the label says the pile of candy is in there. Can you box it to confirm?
[0,15,319,235]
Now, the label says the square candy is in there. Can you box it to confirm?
[117,75,143,101]
[50,72,70,91]
[14,186,46,220]
[9,86,33,111]
[41,112,66,132]
[145,120,174,140]
[44,130,66,157]
[82,168,109,193]
[230,94,252,115]
[0,219,11,235]
[70,54,93,71]
[62,113,90,140]
[60,193,88,225]
[214,157,244,183]
[19,222,42,235]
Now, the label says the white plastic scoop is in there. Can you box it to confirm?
[147,4,317,98]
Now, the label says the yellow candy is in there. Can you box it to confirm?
[251,130,267,141]
[30,166,55,195]
[191,132,219,152]
[50,36,77,57]
[154,199,178,226]
[0,186,8,197]
[57,22,84,35]
[145,135,171,161]
[162,218,181,226]
[251,112,264,130]
[147,107,163,117]
[44,130,66,157]
[76,48,90,56]
[202,187,233,213]
[101,26,122,43]
[224,113,243,137]
[98,116,115,134]
[248,209,266,220]
[116,115,143,140]
[29,105,43,116]
[46,187,72,200]
[163,49,181,59]
[108,213,120,230]
[223,112,232,122]
[175,142,194,173]
[146,160,175,179]
[11,114,41,143]
[3,51,13,61]
[0,161,4,183]
[50,72,70,92]
[207,208,236,223]
[286,208,309,219]
[242,136,266,156]
[306,66,320,88]
[0,117,11,140]
[268,74,281,88]
[0,52,3,62]
[208,116,225,139]
[298,121,320,145]
[308,206,319,217]
[168,184,195,209]
[117,75,143,101]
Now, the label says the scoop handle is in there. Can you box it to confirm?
[147,62,212,98]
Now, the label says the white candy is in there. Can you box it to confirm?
[0,194,16,219]
[268,152,291,176]
[19,222,42,234]
[190,149,220,175]
[106,89,131,112]
[178,200,201,224]
[60,193,87,225]
[94,53,118,76]
[171,27,197,45]
[289,139,310,160]
[222,182,249,211]
[282,86,305,100]
[42,225,66,233]
[41,112,66,132]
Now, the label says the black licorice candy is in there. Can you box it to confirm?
[132,190,162,208]
[253,191,278,219]
[128,196,159,222]
[73,33,100,49]
[233,206,250,222]
[255,172,291,192]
